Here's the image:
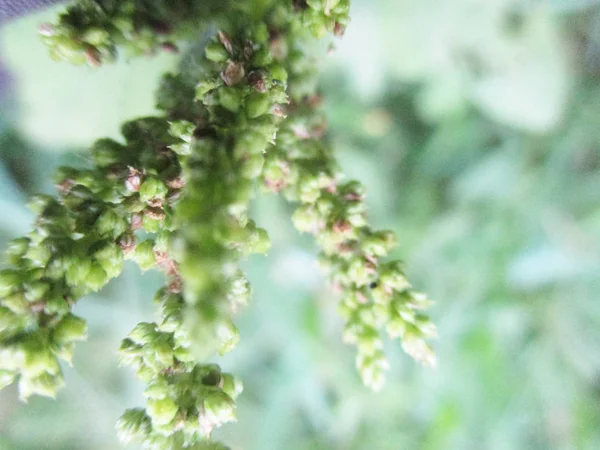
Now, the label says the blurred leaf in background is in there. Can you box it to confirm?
[1,0,599,449]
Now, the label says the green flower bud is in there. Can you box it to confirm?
[234,131,268,158]
[87,262,108,292]
[0,270,22,297]
[44,294,70,316]
[18,372,64,400]
[248,227,270,254]
[169,120,195,141]
[24,241,52,267]
[218,87,242,113]
[53,342,75,366]
[227,273,251,309]
[347,258,377,287]
[118,338,142,364]
[201,389,236,427]
[147,396,179,426]
[142,214,161,234]
[240,154,265,179]
[139,178,168,203]
[152,339,174,367]
[144,380,170,399]
[6,237,30,264]
[251,48,272,66]
[362,230,396,257]
[196,79,222,100]
[66,258,92,287]
[299,176,322,204]
[95,209,128,238]
[133,240,156,271]
[169,142,192,156]
[173,345,195,362]
[407,291,432,310]
[292,205,320,233]
[94,242,124,278]
[82,27,110,47]
[22,280,50,303]
[117,408,152,444]
[269,64,288,83]
[220,374,243,400]
[127,322,157,346]
[216,320,240,355]
[205,41,229,62]
[413,314,438,339]
[2,292,28,315]
[246,92,271,119]
[52,313,87,344]
[23,345,61,377]
[401,332,436,367]
[356,349,388,391]
[379,261,410,291]
[0,306,20,334]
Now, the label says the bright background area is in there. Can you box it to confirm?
[1,0,599,449]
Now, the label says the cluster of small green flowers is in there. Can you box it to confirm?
[39,0,225,66]
[1,0,438,448]
[116,15,294,450]
[116,289,243,449]
[167,21,291,359]
[293,0,350,38]
[259,37,437,391]
[0,115,190,400]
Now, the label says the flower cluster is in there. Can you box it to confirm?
[0,115,188,400]
[39,0,225,66]
[0,0,436,448]
[259,10,437,389]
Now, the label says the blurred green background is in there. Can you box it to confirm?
[1,0,600,449]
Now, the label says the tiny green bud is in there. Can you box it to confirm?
[144,381,170,399]
[152,339,174,367]
[66,258,92,287]
[248,227,270,254]
[221,373,243,400]
[246,92,271,119]
[201,389,236,427]
[292,205,320,233]
[133,240,156,271]
[139,178,168,203]
[52,313,87,344]
[219,87,241,113]
[87,262,108,292]
[196,79,221,99]
[147,396,179,426]
[0,270,21,297]
[94,242,124,278]
[117,409,152,444]
[127,322,157,346]
[23,346,61,377]
[18,372,64,400]
[205,41,229,62]
[6,237,30,264]
[95,209,128,238]
[270,63,288,83]
[169,120,195,141]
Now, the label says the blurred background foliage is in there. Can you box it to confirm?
[1,0,600,449]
